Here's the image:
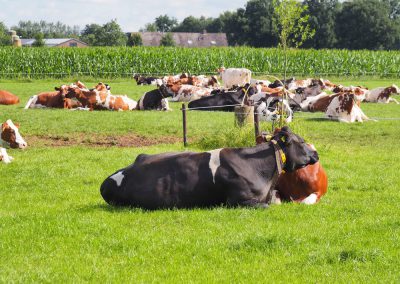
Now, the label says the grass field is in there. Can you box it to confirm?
[1,78,400,282]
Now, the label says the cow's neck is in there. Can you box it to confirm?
[0,132,10,148]
[238,143,279,177]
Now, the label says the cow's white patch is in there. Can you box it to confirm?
[208,149,222,184]
[0,147,12,163]
[138,93,145,110]
[110,171,125,186]
[6,120,27,148]
[24,95,38,109]
[301,193,318,205]
[269,190,282,205]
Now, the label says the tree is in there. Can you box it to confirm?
[244,0,278,47]
[173,16,209,32]
[155,15,178,32]
[159,33,175,46]
[302,0,340,49]
[335,0,398,50]
[219,9,249,46]
[80,20,127,46]
[11,20,79,39]
[32,32,45,47]
[0,22,11,46]
[127,33,143,46]
[140,23,157,32]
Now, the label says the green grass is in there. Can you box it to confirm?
[1,78,400,282]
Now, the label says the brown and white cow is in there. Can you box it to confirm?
[66,82,137,111]
[24,85,70,109]
[256,133,327,205]
[0,90,20,105]
[364,84,400,104]
[165,84,213,102]
[325,93,370,122]
[1,119,27,164]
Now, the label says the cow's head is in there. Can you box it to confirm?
[272,126,319,172]
[209,75,220,87]
[217,66,225,74]
[54,85,69,97]
[1,119,27,149]
[390,84,400,94]
[159,84,173,98]
[94,82,111,92]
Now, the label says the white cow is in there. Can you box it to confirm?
[217,67,252,89]
[364,84,400,104]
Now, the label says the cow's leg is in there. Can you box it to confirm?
[301,193,318,205]
[390,97,400,104]
[0,148,12,164]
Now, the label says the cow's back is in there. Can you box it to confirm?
[276,162,327,203]
[0,90,20,105]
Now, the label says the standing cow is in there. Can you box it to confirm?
[217,67,252,89]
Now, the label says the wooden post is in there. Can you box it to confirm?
[182,103,188,147]
[254,109,260,143]
[234,105,254,127]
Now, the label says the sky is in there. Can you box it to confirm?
[0,0,248,32]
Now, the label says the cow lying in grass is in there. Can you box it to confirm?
[364,84,400,104]
[100,126,319,209]
[0,90,20,105]
[0,119,27,164]
[256,132,327,205]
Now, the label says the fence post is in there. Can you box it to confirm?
[254,108,260,144]
[182,103,188,147]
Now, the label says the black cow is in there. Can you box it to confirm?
[134,74,161,86]
[136,85,171,111]
[188,84,257,111]
[100,126,319,209]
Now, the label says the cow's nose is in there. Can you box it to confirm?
[19,143,27,149]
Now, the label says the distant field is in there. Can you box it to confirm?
[0,46,400,78]
[1,78,400,282]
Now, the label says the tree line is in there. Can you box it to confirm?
[1,0,399,50]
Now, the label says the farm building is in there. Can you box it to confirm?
[20,38,88,48]
[130,32,228,47]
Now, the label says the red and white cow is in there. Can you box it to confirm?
[325,93,370,123]
[217,67,252,89]
[1,119,27,164]
[166,84,213,102]
[24,85,70,109]
[364,84,400,104]
[0,90,20,105]
[256,134,327,205]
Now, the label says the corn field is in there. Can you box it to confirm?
[0,46,399,78]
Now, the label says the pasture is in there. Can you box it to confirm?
[1,77,400,282]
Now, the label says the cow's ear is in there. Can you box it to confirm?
[55,87,60,91]
[14,123,20,128]
[1,123,7,132]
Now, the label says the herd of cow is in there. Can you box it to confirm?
[1,67,399,209]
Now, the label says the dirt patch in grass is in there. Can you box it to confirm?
[26,133,181,147]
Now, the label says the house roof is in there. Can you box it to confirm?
[21,38,88,47]
[135,32,228,47]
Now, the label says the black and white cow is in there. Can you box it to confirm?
[187,85,257,111]
[136,85,171,111]
[133,74,162,86]
[100,127,319,209]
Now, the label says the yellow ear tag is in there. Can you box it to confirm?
[281,137,286,143]
[266,134,272,141]
[281,152,286,164]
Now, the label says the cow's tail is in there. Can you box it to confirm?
[24,95,37,109]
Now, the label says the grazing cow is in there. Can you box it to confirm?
[188,85,257,111]
[24,85,70,109]
[217,67,252,89]
[364,84,400,104]
[256,133,327,205]
[0,90,20,105]
[100,126,319,209]
[325,93,370,123]
[1,119,27,164]
[137,86,171,111]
